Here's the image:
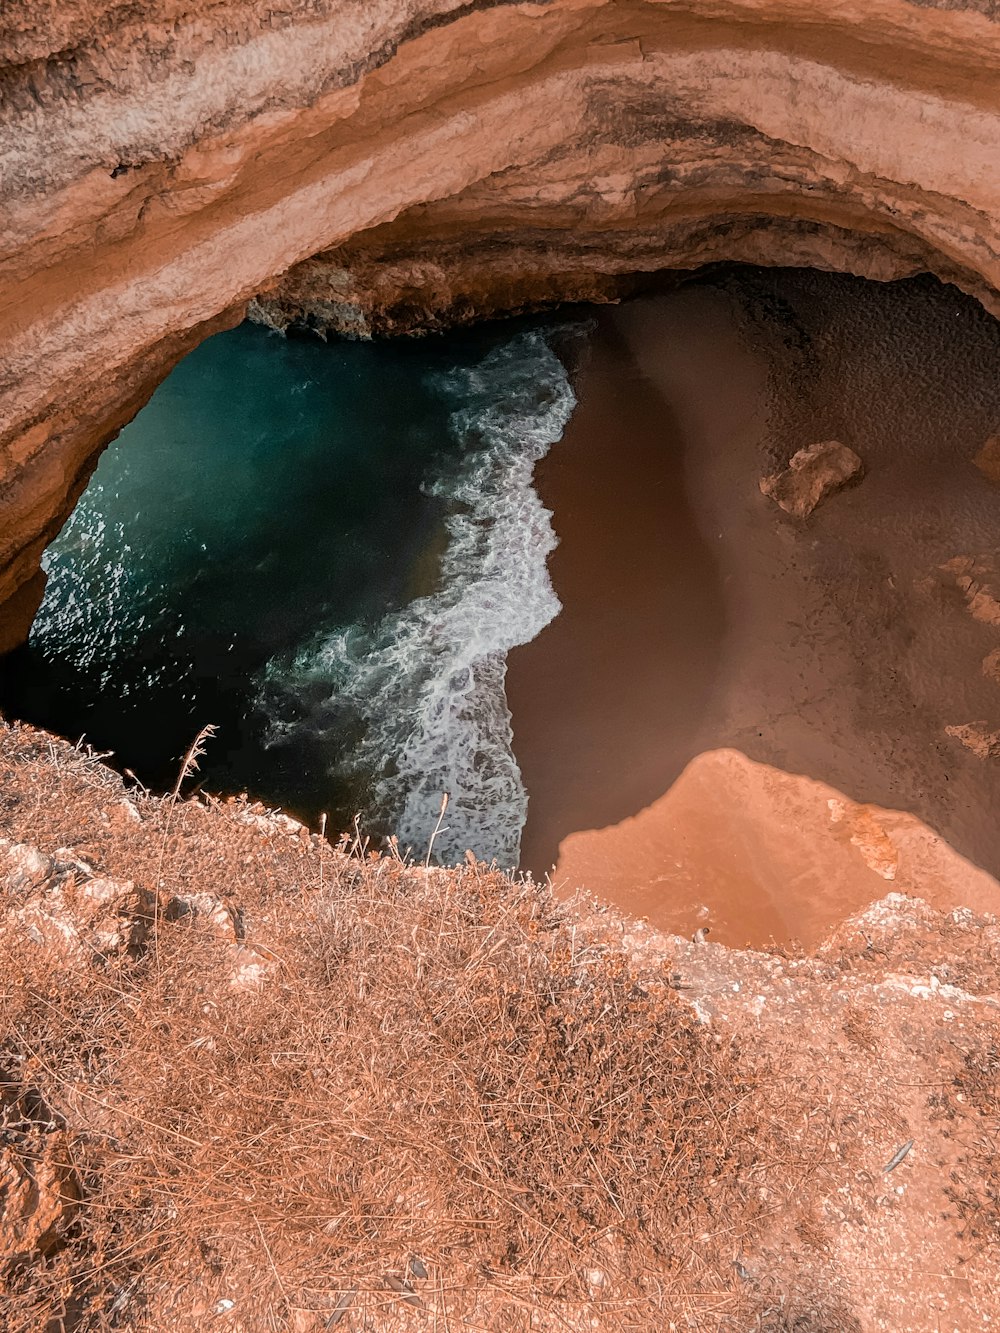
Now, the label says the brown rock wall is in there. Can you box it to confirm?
[1,0,1000,641]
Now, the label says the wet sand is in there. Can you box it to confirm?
[506,270,1000,947]
[506,313,729,865]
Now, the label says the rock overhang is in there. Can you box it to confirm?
[1,0,999,643]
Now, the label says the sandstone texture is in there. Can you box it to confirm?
[945,720,1000,760]
[759,440,864,519]
[0,1114,79,1273]
[2,0,1000,643]
[941,552,1000,627]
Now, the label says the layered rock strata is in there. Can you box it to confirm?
[2,0,1000,643]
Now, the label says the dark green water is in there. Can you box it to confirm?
[0,320,577,860]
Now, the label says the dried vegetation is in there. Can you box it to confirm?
[945,1037,1000,1257]
[0,723,817,1331]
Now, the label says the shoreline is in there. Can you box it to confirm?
[507,272,1000,948]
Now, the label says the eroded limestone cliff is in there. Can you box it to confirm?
[1,0,1000,646]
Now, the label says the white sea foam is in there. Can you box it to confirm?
[263,329,576,865]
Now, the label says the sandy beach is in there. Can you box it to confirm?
[507,270,1000,947]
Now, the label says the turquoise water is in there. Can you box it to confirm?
[1,320,577,862]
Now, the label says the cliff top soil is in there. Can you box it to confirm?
[1,720,998,1331]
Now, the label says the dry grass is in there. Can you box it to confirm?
[0,724,803,1331]
[945,1037,1000,1258]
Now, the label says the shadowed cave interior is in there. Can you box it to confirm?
[3,264,1000,947]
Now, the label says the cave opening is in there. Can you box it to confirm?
[2,264,1000,947]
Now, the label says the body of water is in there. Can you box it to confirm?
[1,319,578,864]
[7,269,1000,926]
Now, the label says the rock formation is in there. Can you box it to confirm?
[760,440,864,520]
[2,0,1000,645]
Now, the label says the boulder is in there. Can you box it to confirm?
[760,441,864,520]
[973,434,1000,484]
[945,721,1000,761]
[941,554,1000,627]
[0,1086,80,1273]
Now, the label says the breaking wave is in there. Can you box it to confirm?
[262,329,575,865]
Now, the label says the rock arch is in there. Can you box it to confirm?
[2,0,999,645]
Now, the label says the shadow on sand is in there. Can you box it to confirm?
[508,309,727,875]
